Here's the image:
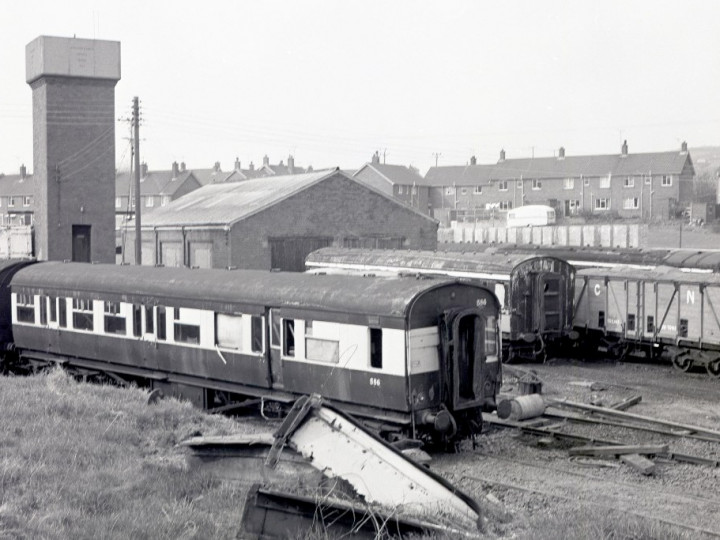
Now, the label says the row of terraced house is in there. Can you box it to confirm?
[0,141,701,230]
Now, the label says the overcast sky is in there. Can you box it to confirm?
[2,0,719,175]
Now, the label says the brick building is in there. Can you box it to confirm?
[26,36,120,263]
[353,152,431,215]
[425,142,696,222]
[0,165,35,226]
[120,169,437,270]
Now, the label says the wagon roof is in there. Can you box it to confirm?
[12,262,468,317]
[577,265,720,284]
[306,247,571,280]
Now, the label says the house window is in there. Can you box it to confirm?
[145,197,154,208]
[130,197,136,208]
[599,175,611,189]
[8,197,15,208]
[104,301,126,335]
[623,198,639,209]
[115,197,121,209]
[563,178,574,190]
[411,186,417,195]
[370,328,382,368]
[594,198,610,210]
[498,180,508,191]
[532,179,542,190]
[72,298,94,331]
[624,177,634,188]
[398,186,404,195]
[662,175,672,186]
[474,186,482,195]
[499,201,512,210]
[161,196,170,206]
[23,196,31,207]
[644,175,652,185]
[445,187,454,195]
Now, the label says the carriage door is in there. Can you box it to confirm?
[538,273,564,334]
[268,309,284,388]
[442,309,485,410]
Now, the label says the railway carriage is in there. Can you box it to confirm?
[573,265,720,377]
[306,248,577,362]
[6,261,501,443]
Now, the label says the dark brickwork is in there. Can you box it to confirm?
[31,76,117,262]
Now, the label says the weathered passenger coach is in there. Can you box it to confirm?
[573,265,720,377]
[306,248,576,361]
[7,262,502,442]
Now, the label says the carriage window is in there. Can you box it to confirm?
[58,298,67,328]
[646,316,654,333]
[157,307,166,340]
[370,328,382,368]
[598,311,605,328]
[271,312,281,348]
[305,320,339,364]
[49,297,57,323]
[627,314,635,332]
[175,322,200,344]
[251,316,263,353]
[145,305,154,334]
[72,298,94,331]
[39,296,48,325]
[132,305,142,337]
[216,313,242,349]
[485,317,498,356]
[283,319,295,357]
[104,301,126,335]
[679,318,688,338]
[16,293,35,323]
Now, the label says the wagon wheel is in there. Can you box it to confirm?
[706,359,720,379]
[671,354,692,373]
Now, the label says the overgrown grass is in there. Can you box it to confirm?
[0,369,245,539]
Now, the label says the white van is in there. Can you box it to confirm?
[506,205,556,228]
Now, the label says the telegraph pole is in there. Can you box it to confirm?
[132,97,142,265]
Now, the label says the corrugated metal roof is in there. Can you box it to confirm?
[577,264,720,285]
[141,169,339,228]
[425,151,694,186]
[12,262,466,318]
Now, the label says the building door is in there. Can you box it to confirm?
[269,236,332,271]
[72,225,91,262]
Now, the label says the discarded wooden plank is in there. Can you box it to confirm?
[620,454,656,475]
[569,444,668,457]
[609,395,642,411]
[547,398,720,440]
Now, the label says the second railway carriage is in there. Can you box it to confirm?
[8,262,502,443]
[305,248,577,361]
[573,265,720,377]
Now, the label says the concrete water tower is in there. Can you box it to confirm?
[26,36,120,263]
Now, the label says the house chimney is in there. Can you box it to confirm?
[171,161,179,177]
[499,149,506,163]
[19,164,27,178]
[371,151,380,164]
[621,140,628,156]
[234,157,241,171]
[249,161,255,171]
[141,162,148,177]
[263,155,269,167]
[279,160,284,167]
[307,165,313,172]
[213,161,221,172]
[180,161,186,172]
[470,155,477,166]
[681,141,688,154]
[288,155,295,174]
[558,147,565,159]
